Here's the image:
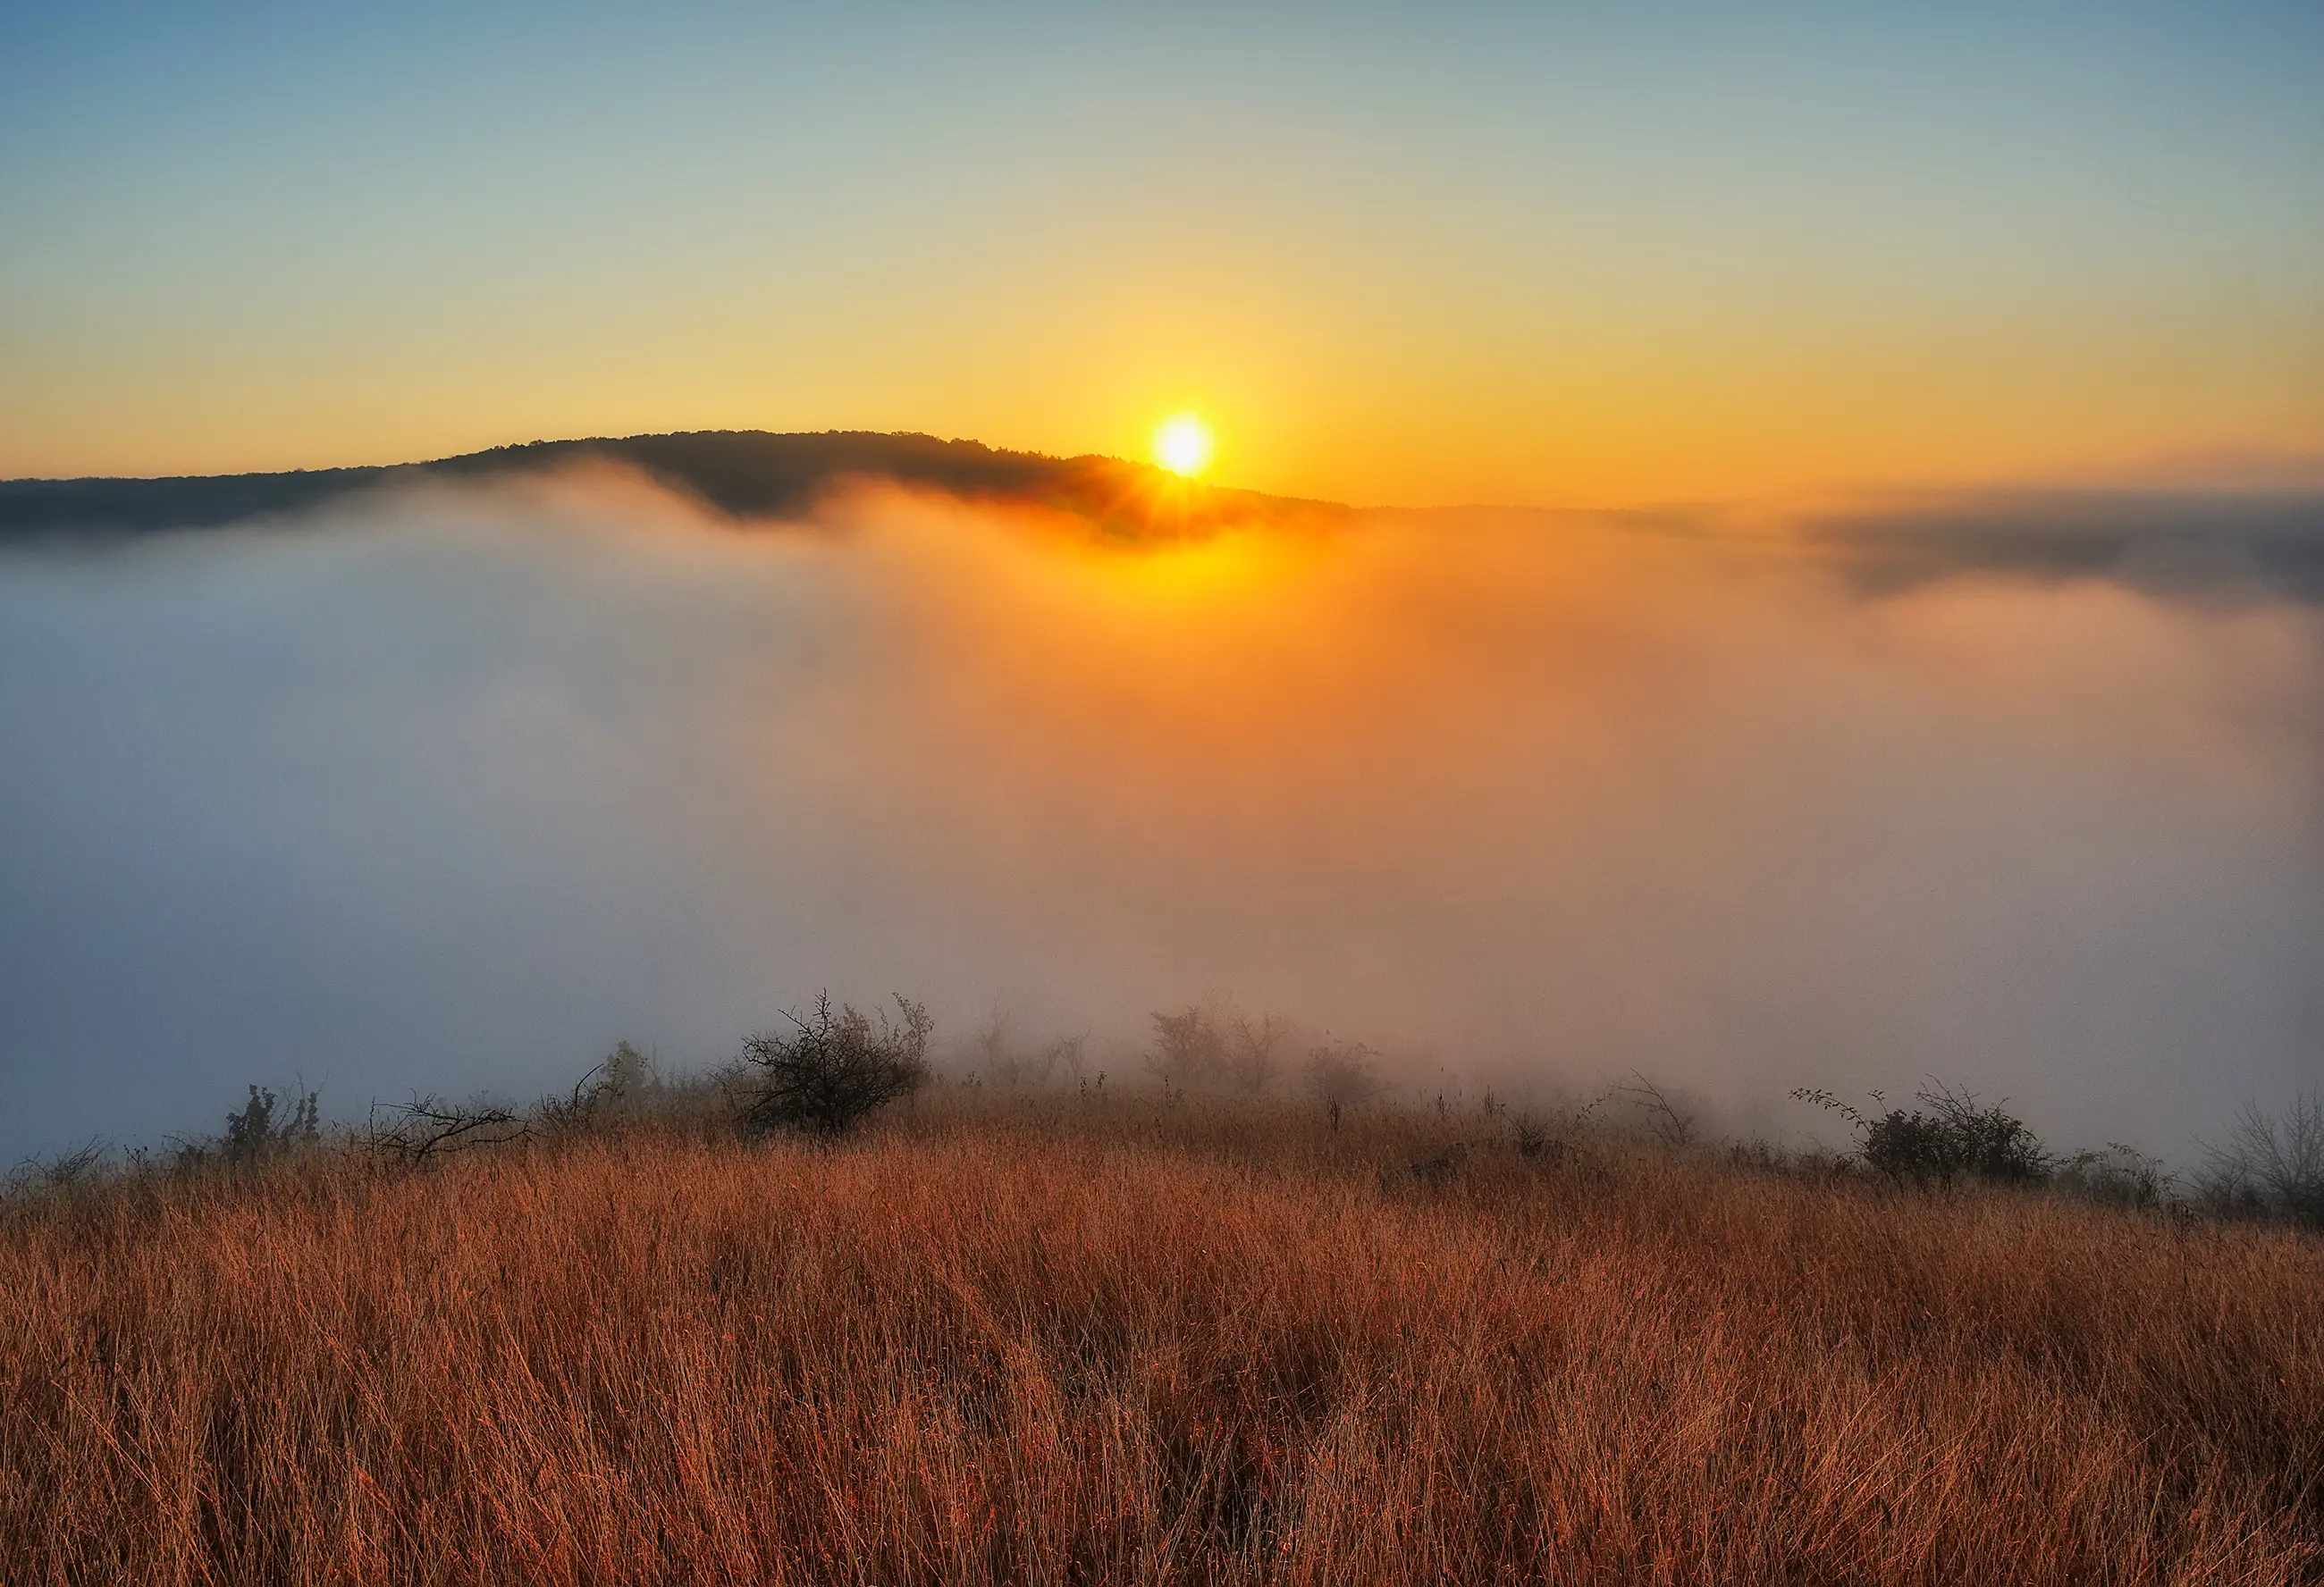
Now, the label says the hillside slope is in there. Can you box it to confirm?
[0,431,1337,541]
[4,1096,2320,1583]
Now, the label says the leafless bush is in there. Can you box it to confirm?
[973,1011,1061,1088]
[1619,1071,1699,1147]
[1508,1113,1563,1161]
[2198,1093,2324,1228]
[1304,1039,1384,1130]
[537,1041,659,1132]
[1499,1081,1644,1163]
[1045,1033,1089,1087]
[2056,1143,2172,1210]
[740,993,932,1138]
[366,1096,530,1163]
[1225,1013,1289,1094]
[4,1138,109,1198]
[1147,1006,1229,1093]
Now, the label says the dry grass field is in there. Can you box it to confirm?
[4,1093,2320,1584]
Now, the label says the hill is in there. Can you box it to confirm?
[0,430,1338,542]
[4,1086,2320,1583]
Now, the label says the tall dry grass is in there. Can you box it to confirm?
[3,1095,2320,1583]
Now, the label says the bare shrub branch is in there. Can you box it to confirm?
[740,993,931,1138]
[366,1097,530,1163]
[1228,1013,1290,1094]
[2199,1093,2324,1227]
[1793,1081,2050,1188]
[1620,1071,1698,1147]
[1147,1006,1229,1093]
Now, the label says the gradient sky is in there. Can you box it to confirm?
[3,3,2320,506]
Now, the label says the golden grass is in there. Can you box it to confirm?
[4,1096,2320,1583]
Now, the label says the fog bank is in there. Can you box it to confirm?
[3,470,2319,1163]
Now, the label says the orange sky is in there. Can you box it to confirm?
[4,8,2319,505]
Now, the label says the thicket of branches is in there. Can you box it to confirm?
[220,1084,320,1164]
[1145,1006,1293,1095]
[1793,1082,2054,1188]
[739,994,932,1138]
[2197,1094,2324,1228]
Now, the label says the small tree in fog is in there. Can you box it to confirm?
[536,1040,658,1132]
[976,1010,1057,1087]
[2199,1093,2324,1227]
[741,993,931,1137]
[1148,1006,1228,1092]
[1046,1033,1090,1087]
[1305,1041,1384,1130]
[1229,1014,1290,1094]
[602,1039,655,1097]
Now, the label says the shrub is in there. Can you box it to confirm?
[221,1084,320,1165]
[741,993,931,1138]
[2056,1143,2172,1210]
[1858,1108,1957,1183]
[1147,1006,1229,1092]
[1045,1033,1090,1087]
[1227,1014,1290,1094]
[600,1039,656,1098]
[537,1041,659,1132]
[974,1011,1065,1088]
[1795,1082,2050,1187]
[2198,1093,2324,1228]
[1618,1071,1699,1147]
[1304,1040,1384,1129]
[4,1138,108,1197]
[1509,1113,1563,1161]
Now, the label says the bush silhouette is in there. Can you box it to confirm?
[1796,1082,2050,1187]
[221,1084,320,1165]
[741,993,931,1137]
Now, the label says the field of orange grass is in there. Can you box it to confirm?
[4,1093,2320,1584]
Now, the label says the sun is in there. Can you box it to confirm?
[1151,413,1215,478]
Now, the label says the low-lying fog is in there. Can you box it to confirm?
[3,468,2319,1163]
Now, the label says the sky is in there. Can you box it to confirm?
[3,4,2322,1164]
[4,3,2320,505]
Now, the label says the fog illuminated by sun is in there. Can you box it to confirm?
[1152,414,1215,478]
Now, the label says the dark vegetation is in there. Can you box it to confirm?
[1784,1077,2324,1225]
[2200,1093,2324,1226]
[739,993,932,1137]
[1793,1081,2056,1188]
[13,999,2319,1235]
[218,1083,320,1165]
[1144,1005,1295,1096]
[0,430,1337,543]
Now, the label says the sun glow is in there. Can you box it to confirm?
[1152,414,1215,478]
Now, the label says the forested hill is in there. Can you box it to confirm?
[0,431,1335,541]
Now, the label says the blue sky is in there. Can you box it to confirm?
[4,3,2320,501]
